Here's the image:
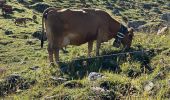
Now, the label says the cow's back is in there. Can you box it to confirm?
[58,9,101,34]
[44,8,117,48]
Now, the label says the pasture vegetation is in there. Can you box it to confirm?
[0,0,170,99]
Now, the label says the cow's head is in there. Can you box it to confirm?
[113,26,134,49]
[121,27,134,49]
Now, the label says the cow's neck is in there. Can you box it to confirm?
[117,24,128,38]
[109,19,122,38]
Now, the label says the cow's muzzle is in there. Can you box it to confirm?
[113,39,121,48]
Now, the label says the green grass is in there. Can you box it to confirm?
[0,0,170,99]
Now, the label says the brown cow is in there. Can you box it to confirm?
[2,5,12,15]
[41,8,134,63]
[0,0,6,7]
[14,18,32,26]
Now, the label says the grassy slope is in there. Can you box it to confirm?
[0,0,170,99]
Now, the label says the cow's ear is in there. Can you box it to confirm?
[128,27,134,35]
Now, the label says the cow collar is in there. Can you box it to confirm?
[117,24,128,39]
[113,24,128,47]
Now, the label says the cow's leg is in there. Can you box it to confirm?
[88,41,93,57]
[96,29,103,56]
[96,38,101,56]
[54,48,60,63]
[47,44,54,63]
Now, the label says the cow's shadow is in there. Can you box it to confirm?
[56,44,166,79]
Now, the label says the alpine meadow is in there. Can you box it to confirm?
[0,0,170,99]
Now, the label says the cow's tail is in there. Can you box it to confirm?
[41,14,45,48]
[41,9,49,48]
[41,7,57,48]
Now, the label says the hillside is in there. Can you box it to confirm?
[0,0,170,99]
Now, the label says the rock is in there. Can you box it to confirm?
[32,31,43,40]
[88,72,103,81]
[118,1,135,9]
[117,1,125,6]
[29,2,51,13]
[112,8,121,16]
[17,0,24,3]
[142,3,158,9]
[143,80,161,95]
[105,2,113,9]
[128,20,147,30]
[137,22,164,33]
[161,13,170,22]
[5,30,13,35]
[144,81,154,92]
[137,25,150,33]
[157,26,168,35]
[167,3,170,7]
[60,66,69,74]
[151,7,161,14]
[142,3,152,9]
[17,0,28,4]
[29,66,40,70]
[32,0,43,3]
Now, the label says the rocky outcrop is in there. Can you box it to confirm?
[128,20,147,30]
[137,22,165,33]
[161,13,170,22]
[29,2,51,13]
[0,74,36,96]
